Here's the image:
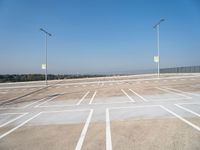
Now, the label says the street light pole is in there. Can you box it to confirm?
[157,24,160,78]
[40,28,52,85]
[153,19,164,78]
[45,33,48,85]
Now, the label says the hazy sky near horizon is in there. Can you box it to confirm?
[0,0,200,74]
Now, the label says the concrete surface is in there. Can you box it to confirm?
[0,73,200,150]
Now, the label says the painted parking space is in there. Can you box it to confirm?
[107,106,200,150]
[0,109,93,150]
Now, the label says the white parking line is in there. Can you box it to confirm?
[176,102,200,105]
[34,95,61,107]
[156,87,191,99]
[89,91,97,104]
[0,112,26,115]
[160,105,200,132]
[109,105,160,110]
[0,92,7,94]
[92,101,132,105]
[0,97,48,110]
[76,91,90,105]
[0,109,91,140]
[121,89,135,102]
[106,108,112,150]
[0,113,28,128]
[41,109,90,114]
[175,104,200,117]
[164,87,200,97]
[34,104,77,108]
[22,98,48,108]
[129,89,148,102]
[75,109,93,150]
[0,113,41,139]
[0,85,46,90]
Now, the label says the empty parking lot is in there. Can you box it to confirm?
[0,74,200,150]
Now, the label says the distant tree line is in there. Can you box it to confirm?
[0,74,108,83]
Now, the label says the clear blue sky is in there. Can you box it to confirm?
[0,0,200,74]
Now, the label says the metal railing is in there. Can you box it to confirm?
[160,66,200,73]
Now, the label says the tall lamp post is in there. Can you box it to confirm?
[40,28,52,85]
[153,19,164,78]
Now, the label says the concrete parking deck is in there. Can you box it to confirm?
[0,73,200,150]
